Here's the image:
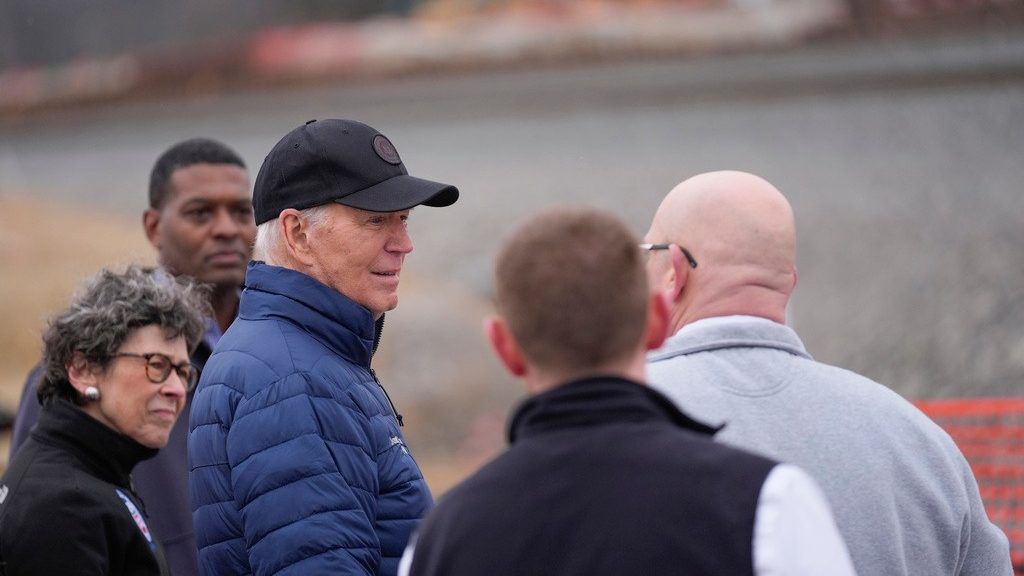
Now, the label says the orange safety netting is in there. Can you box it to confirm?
[915,398,1024,574]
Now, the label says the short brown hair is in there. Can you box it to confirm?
[494,206,649,373]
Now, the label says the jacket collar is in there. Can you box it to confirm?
[648,315,812,363]
[34,399,158,488]
[241,261,379,366]
[508,376,719,443]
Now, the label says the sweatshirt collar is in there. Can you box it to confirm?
[649,315,812,362]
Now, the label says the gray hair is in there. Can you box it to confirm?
[252,204,332,264]
[38,265,211,406]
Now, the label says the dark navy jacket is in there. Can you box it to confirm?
[408,377,776,576]
[189,262,432,576]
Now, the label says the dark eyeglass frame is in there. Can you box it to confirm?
[111,352,199,391]
[639,242,698,269]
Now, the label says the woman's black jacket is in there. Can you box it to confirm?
[0,399,169,576]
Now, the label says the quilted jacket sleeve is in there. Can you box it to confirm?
[227,370,382,576]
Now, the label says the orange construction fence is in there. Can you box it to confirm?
[915,398,1024,574]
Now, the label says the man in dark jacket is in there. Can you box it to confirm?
[400,207,856,576]
[188,119,458,576]
[8,138,255,576]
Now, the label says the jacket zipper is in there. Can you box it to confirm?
[370,367,404,427]
[370,314,404,427]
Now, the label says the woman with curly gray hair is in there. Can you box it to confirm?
[0,265,208,576]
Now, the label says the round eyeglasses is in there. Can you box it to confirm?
[112,352,199,391]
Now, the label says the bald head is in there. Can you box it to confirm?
[646,170,797,331]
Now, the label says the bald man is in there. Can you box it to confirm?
[644,171,1012,576]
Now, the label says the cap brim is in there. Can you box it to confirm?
[336,174,459,212]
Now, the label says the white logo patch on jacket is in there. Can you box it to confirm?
[390,435,410,455]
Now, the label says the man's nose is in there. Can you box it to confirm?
[211,208,242,237]
[387,221,414,254]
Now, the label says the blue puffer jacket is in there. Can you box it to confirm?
[188,262,432,576]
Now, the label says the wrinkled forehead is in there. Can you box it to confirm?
[119,323,192,359]
[166,163,251,203]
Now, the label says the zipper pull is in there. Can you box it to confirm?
[369,368,405,427]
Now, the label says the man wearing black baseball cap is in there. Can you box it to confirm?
[188,119,458,576]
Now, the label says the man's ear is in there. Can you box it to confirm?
[484,316,527,377]
[643,292,670,352]
[66,352,100,394]
[143,208,161,249]
[791,266,799,291]
[279,209,314,267]
[665,244,689,302]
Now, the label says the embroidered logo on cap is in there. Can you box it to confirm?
[373,134,402,165]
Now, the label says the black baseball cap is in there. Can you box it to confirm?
[253,119,459,225]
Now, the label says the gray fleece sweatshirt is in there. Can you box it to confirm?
[647,315,1012,576]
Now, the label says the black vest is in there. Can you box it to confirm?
[410,377,776,576]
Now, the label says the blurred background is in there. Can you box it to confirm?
[1,0,1023,494]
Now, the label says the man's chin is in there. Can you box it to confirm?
[368,298,399,319]
[196,268,248,290]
